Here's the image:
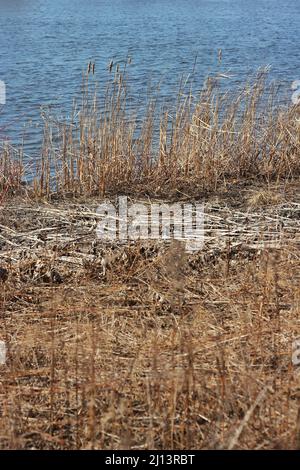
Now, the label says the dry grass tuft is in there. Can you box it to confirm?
[0,144,24,204]
[247,189,284,209]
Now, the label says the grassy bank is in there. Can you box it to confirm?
[0,67,300,450]
[2,65,300,200]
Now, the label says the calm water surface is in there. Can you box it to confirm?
[0,0,300,157]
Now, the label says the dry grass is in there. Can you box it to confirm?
[246,189,284,209]
[24,64,300,199]
[0,188,299,450]
[0,66,300,449]
[0,143,24,204]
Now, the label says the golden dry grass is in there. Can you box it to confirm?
[0,144,23,203]
[0,67,300,450]
[246,190,284,209]
[0,188,299,450]
[25,66,300,199]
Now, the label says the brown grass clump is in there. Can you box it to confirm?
[247,189,284,209]
[0,143,24,204]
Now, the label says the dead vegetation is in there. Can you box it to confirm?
[4,64,297,199]
[0,66,300,449]
[0,185,299,450]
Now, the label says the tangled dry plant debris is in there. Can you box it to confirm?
[0,184,299,450]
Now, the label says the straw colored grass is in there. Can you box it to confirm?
[24,65,300,199]
[0,66,300,449]
[0,144,24,204]
[0,186,299,450]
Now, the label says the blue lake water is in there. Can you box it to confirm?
[0,0,300,158]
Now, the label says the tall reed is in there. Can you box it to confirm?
[0,143,23,203]
[13,64,300,197]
